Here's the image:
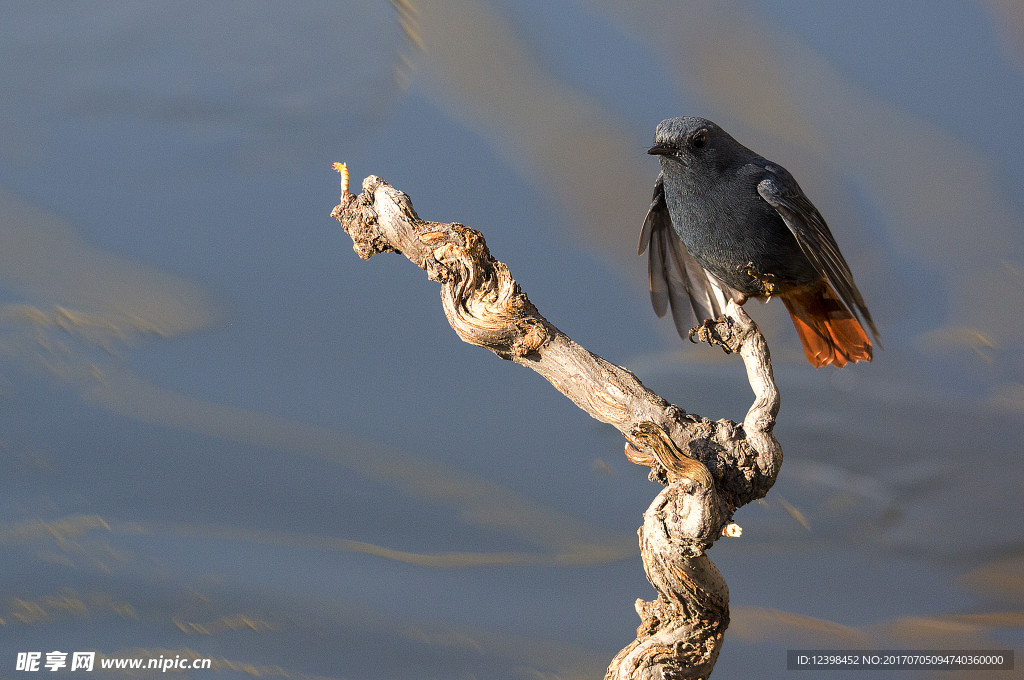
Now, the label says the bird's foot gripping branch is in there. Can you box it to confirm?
[332,173,783,680]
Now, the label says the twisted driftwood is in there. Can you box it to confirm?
[331,173,782,679]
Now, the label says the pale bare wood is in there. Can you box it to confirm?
[332,174,783,679]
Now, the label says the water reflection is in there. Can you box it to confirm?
[981,0,1024,70]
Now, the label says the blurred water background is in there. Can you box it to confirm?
[0,1,1022,678]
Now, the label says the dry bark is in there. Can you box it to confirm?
[332,174,782,679]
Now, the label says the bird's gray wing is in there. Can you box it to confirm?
[757,169,881,344]
[640,172,734,336]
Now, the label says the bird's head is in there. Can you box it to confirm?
[648,116,733,173]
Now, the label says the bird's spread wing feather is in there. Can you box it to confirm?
[640,173,735,336]
[757,170,881,344]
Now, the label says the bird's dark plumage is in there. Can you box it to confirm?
[641,116,880,367]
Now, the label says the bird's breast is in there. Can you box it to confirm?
[662,170,819,295]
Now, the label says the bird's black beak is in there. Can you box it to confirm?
[647,143,674,156]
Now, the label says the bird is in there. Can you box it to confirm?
[640,116,881,368]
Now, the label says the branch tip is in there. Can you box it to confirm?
[722,523,742,538]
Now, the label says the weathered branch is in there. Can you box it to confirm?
[332,174,783,679]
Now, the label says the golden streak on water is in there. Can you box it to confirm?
[0,190,218,339]
[0,514,112,546]
[173,614,271,635]
[5,589,135,625]
[776,495,811,531]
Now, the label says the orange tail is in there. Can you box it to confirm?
[781,284,872,368]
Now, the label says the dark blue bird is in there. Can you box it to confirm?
[641,116,880,367]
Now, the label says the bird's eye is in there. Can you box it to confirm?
[692,129,708,148]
